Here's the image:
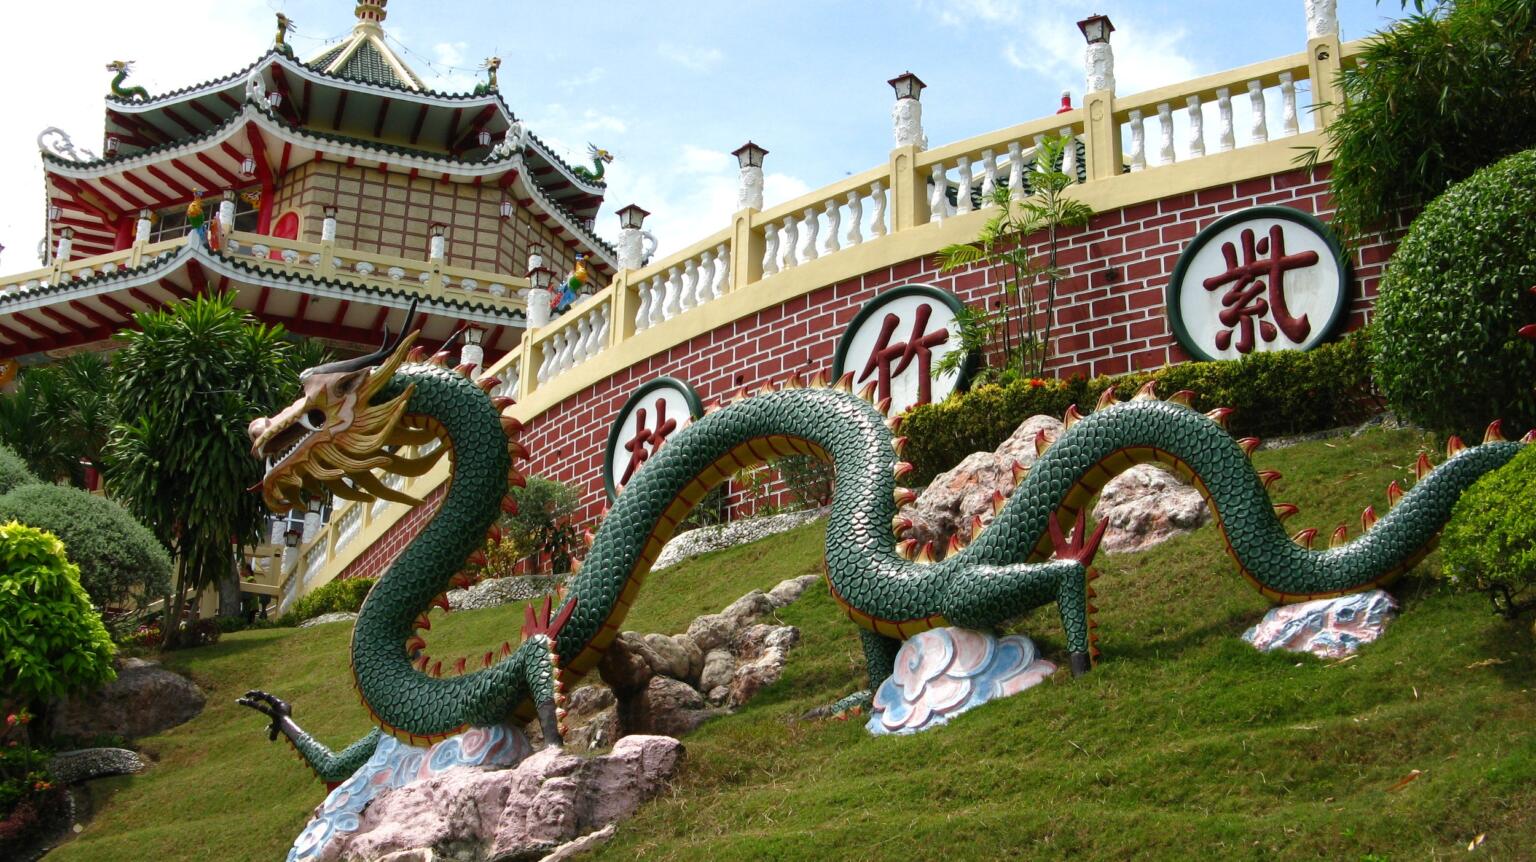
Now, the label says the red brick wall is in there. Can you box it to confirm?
[342,166,1401,574]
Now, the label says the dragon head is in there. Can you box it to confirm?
[106,60,132,74]
[587,143,614,165]
[248,308,426,513]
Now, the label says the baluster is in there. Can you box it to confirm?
[1279,71,1299,136]
[1127,110,1146,172]
[574,317,592,364]
[762,223,780,276]
[536,341,553,384]
[843,191,864,246]
[1059,127,1076,178]
[634,279,652,331]
[1007,141,1025,199]
[712,243,730,297]
[780,216,799,269]
[595,305,610,350]
[980,149,998,206]
[928,163,950,224]
[1247,80,1268,144]
[955,156,974,214]
[1032,134,1047,174]
[1186,95,1205,158]
[1155,105,1175,165]
[647,275,666,327]
[800,208,819,262]
[869,180,887,237]
[560,328,577,372]
[695,252,714,305]
[550,331,568,375]
[662,265,681,319]
[822,200,841,254]
[679,259,697,312]
[1216,87,1235,152]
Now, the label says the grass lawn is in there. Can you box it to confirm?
[50,429,1536,861]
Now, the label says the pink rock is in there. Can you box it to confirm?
[1090,463,1211,553]
[326,736,684,862]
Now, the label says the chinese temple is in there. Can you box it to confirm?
[6,0,611,369]
[0,1,1393,617]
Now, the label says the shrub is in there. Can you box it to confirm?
[286,576,376,624]
[0,522,115,707]
[904,332,1376,484]
[484,478,581,575]
[1441,445,1536,616]
[0,445,37,497]
[1373,148,1536,438]
[0,484,172,612]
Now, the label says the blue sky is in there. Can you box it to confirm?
[0,1,1409,272]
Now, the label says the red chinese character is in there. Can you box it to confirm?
[856,304,950,407]
[619,399,678,487]
[1201,224,1318,353]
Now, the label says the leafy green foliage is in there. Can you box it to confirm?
[104,292,305,644]
[0,484,171,612]
[936,134,1094,379]
[0,522,115,706]
[0,354,114,485]
[1441,445,1536,615]
[902,332,1375,483]
[474,478,581,577]
[0,445,38,497]
[282,577,375,625]
[1320,0,1536,236]
[1372,147,1536,437]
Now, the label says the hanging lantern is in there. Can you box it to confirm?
[267,91,284,110]
[241,154,257,176]
[464,326,484,346]
[616,204,650,230]
[104,136,121,156]
[499,197,513,219]
[1077,14,1115,44]
[887,71,926,102]
[47,204,61,221]
[477,129,493,148]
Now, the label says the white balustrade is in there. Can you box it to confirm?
[980,149,999,206]
[1006,142,1025,199]
[844,192,864,246]
[1128,109,1146,171]
[761,223,780,276]
[1217,87,1236,152]
[1059,128,1076,177]
[678,260,696,313]
[955,156,974,214]
[800,208,819,262]
[712,243,730,297]
[647,273,666,328]
[1280,71,1299,136]
[928,163,951,224]
[822,201,841,255]
[869,180,888,236]
[663,266,682,317]
[1155,106,1175,166]
[780,217,799,269]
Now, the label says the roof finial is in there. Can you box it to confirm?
[355,0,387,25]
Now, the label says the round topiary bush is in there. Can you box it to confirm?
[0,445,38,497]
[0,522,115,705]
[1441,444,1536,617]
[0,484,172,613]
[1373,147,1536,438]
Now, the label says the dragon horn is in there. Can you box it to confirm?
[1132,380,1158,401]
[1095,387,1119,411]
[1446,435,1466,458]
[1063,404,1083,429]
[1166,390,1197,408]
[1483,420,1506,444]
[1414,452,1433,480]
[1360,505,1378,531]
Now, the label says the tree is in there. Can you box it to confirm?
[1318,0,1536,236]
[0,354,114,486]
[935,134,1094,380]
[0,483,172,615]
[0,522,115,716]
[103,293,300,646]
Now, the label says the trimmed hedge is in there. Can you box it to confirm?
[1441,444,1536,615]
[1373,147,1536,437]
[0,445,37,497]
[903,331,1376,484]
[0,484,172,612]
[283,576,375,625]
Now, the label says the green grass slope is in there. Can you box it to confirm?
[51,429,1536,861]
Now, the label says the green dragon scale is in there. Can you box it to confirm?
[241,317,1528,783]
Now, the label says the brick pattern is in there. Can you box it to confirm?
[272,160,580,279]
[340,166,1403,577]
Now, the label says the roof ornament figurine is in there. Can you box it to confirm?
[274,13,297,54]
[244,71,267,106]
[475,57,500,96]
[572,144,614,184]
[488,120,525,161]
[35,127,96,163]
[106,60,149,101]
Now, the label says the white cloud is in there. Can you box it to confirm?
[559,67,606,90]
[656,43,724,73]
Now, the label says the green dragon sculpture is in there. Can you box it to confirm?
[571,143,613,184]
[240,306,1531,783]
[106,60,149,101]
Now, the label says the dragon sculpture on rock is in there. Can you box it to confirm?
[240,301,1533,785]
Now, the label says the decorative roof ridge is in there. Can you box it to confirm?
[0,246,189,307]
[104,49,279,109]
[523,130,607,193]
[507,164,617,262]
[44,108,246,171]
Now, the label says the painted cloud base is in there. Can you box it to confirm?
[1242,589,1398,659]
[289,723,531,862]
[867,627,1056,736]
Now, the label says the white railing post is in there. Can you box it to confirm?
[1247,80,1269,144]
[1186,95,1205,158]
[1216,87,1236,152]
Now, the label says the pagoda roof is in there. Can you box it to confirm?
[43,101,617,270]
[303,9,425,91]
[102,50,608,224]
[0,237,528,362]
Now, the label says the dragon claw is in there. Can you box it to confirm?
[237,689,292,741]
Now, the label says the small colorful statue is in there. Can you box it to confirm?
[571,144,614,184]
[551,254,588,315]
[106,61,149,102]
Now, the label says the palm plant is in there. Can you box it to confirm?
[934,134,1094,380]
[104,293,303,646]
